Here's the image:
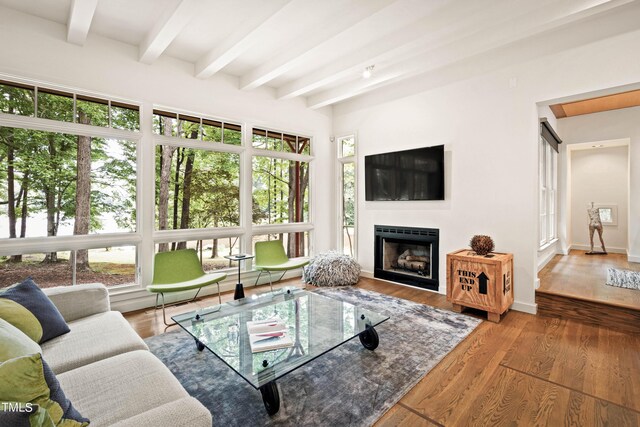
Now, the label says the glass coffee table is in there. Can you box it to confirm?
[172,287,389,415]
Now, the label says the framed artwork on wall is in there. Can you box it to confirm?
[594,203,618,226]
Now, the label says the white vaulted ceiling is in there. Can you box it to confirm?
[1,0,640,108]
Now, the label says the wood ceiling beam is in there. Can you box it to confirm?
[275,37,422,100]
[239,0,398,91]
[276,0,494,100]
[66,0,98,46]
[554,89,640,117]
[307,73,403,109]
[550,104,567,119]
[195,0,295,79]
[139,0,200,64]
[306,0,637,108]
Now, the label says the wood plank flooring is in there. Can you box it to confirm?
[501,317,640,412]
[123,277,640,426]
[538,250,640,310]
[537,250,640,333]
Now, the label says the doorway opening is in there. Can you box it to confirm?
[538,138,638,308]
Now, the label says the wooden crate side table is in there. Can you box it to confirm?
[446,249,513,322]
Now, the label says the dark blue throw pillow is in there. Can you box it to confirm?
[0,278,70,343]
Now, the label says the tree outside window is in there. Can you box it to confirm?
[1,83,138,288]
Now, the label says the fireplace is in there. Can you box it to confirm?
[374,225,439,291]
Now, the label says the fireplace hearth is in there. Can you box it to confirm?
[374,225,439,291]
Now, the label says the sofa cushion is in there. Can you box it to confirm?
[109,397,212,427]
[44,283,110,323]
[58,350,190,426]
[42,311,148,374]
[0,353,89,426]
[0,317,42,362]
[0,278,70,343]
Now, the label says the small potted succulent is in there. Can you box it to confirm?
[470,235,495,256]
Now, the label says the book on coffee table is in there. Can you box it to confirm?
[247,318,293,353]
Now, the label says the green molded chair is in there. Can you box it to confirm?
[147,249,227,326]
[254,240,310,292]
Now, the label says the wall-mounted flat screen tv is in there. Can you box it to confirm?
[365,145,444,201]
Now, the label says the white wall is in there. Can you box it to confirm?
[559,106,640,261]
[333,26,640,314]
[0,6,334,254]
[569,146,628,252]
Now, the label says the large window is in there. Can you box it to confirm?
[337,136,356,257]
[153,110,241,145]
[153,109,245,277]
[252,157,309,225]
[252,129,310,155]
[1,250,72,288]
[155,238,240,272]
[1,78,316,293]
[0,80,140,130]
[0,128,137,239]
[154,116,314,273]
[251,128,312,258]
[539,134,558,247]
[0,245,137,289]
[252,128,310,227]
[252,232,310,258]
[0,80,140,289]
[155,147,240,230]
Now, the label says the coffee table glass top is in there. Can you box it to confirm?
[172,287,389,389]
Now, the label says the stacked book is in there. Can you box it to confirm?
[247,317,293,353]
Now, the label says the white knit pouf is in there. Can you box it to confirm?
[303,251,361,287]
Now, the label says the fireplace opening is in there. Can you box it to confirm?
[382,240,431,278]
[375,225,439,291]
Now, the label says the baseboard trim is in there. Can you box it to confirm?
[362,270,537,314]
[628,254,640,263]
[537,250,558,272]
[360,270,374,278]
[569,244,627,254]
[512,300,537,315]
[359,270,444,295]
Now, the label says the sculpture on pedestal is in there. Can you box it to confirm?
[587,202,607,255]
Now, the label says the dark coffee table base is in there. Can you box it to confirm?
[359,324,380,350]
[260,381,280,415]
[257,324,380,415]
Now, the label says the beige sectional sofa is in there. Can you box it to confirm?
[42,283,212,427]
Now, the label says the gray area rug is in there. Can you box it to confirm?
[146,287,481,426]
[606,268,640,290]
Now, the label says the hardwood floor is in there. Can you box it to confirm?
[536,250,640,333]
[538,250,640,310]
[123,277,640,426]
